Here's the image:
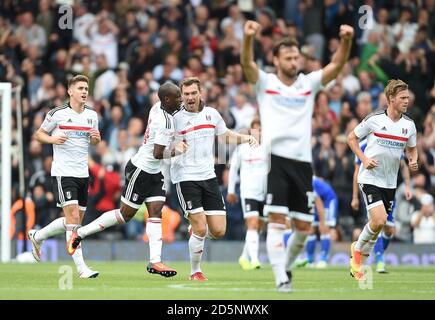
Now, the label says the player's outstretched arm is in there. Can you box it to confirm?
[321,24,354,86]
[241,20,261,84]
[153,141,187,159]
[35,127,67,145]
[220,129,258,147]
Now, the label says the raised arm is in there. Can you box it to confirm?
[241,20,261,84]
[321,25,354,86]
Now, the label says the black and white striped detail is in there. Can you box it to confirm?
[48,104,68,116]
[55,177,78,207]
[121,167,142,209]
[358,184,383,211]
[162,109,171,129]
[175,183,203,217]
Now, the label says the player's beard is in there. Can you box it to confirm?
[281,66,298,80]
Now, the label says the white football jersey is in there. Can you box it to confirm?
[131,102,175,174]
[41,103,99,178]
[354,109,417,189]
[255,69,323,163]
[170,106,227,183]
[228,143,268,201]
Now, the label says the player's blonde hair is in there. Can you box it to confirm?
[384,79,408,103]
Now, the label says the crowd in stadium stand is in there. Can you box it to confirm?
[1,0,434,243]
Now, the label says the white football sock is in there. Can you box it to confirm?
[362,238,377,257]
[240,242,249,260]
[77,209,125,238]
[66,224,86,271]
[189,233,205,274]
[246,229,259,263]
[355,223,376,252]
[285,230,308,271]
[34,217,66,242]
[146,217,162,263]
[266,223,288,286]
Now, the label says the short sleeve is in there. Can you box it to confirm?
[213,109,228,135]
[354,118,373,139]
[154,119,174,147]
[40,112,57,133]
[406,123,417,148]
[92,113,99,130]
[254,69,268,96]
[304,70,323,93]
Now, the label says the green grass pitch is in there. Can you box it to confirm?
[0,262,434,300]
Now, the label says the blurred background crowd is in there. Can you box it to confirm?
[1,0,434,244]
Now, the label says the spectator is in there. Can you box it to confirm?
[230,93,256,131]
[411,194,435,244]
[87,11,119,68]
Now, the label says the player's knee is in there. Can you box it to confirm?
[384,226,395,237]
[210,227,226,239]
[120,207,136,222]
[192,224,207,237]
[372,218,386,231]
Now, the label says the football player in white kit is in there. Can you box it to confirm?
[66,82,187,278]
[227,118,268,270]
[241,20,354,292]
[348,79,418,281]
[29,75,101,278]
[171,77,258,281]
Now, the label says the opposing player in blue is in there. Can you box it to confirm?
[291,176,338,268]
[351,139,412,273]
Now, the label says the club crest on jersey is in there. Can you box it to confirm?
[402,128,408,135]
[132,193,139,201]
[187,201,193,209]
[266,193,273,205]
[66,191,72,200]
[206,115,211,121]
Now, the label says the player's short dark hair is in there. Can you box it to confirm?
[180,77,201,92]
[68,75,89,88]
[272,38,299,57]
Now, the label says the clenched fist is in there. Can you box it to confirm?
[339,25,354,41]
[244,20,261,37]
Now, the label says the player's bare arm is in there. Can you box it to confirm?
[153,141,188,159]
[220,129,259,147]
[347,131,378,169]
[89,129,101,145]
[321,25,354,86]
[400,159,413,200]
[351,163,360,211]
[241,20,261,84]
[406,146,419,172]
[35,127,67,145]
